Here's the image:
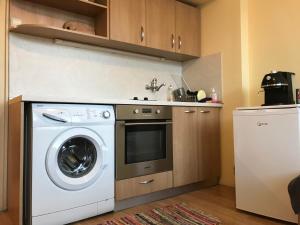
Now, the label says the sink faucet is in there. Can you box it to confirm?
[145,78,166,93]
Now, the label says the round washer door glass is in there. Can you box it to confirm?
[58,137,97,178]
[46,128,107,191]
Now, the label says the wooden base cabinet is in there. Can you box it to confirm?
[197,108,221,181]
[172,107,199,187]
[173,107,220,187]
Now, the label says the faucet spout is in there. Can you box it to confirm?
[145,78,166,93]
[156,83,166,91]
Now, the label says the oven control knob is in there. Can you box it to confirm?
[102,111,111,119]
[133,109,139,114]
[156,109,161,114]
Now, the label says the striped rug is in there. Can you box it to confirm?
[99,203,221,225]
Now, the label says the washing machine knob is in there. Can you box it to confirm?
[102,111,111,119]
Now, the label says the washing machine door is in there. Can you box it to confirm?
[46,127,107,191]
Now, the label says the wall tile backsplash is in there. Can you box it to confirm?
[9,34,182,101]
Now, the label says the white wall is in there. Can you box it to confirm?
[9,34,182,101]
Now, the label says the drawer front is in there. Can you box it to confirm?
[116,171,173,200]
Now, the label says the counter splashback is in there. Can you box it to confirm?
[9,34,182,101]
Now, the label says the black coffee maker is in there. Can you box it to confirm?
[261,71,295,106]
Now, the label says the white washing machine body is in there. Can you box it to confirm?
[30,103,115,225]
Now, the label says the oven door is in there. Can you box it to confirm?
[116,120,173,180]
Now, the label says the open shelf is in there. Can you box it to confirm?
[23,0,107,16]
[10,24,198,62]
[10,24,108,42]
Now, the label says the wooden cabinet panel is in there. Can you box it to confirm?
[198,108,221,181]
[110,0,146,46]
[172,107,199,187]
[175,1,200,56]
[173,107,220,187]
[116,171,173,200]
[0,0,8,211]
[146,0,176,52]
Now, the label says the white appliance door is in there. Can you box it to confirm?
[46,127,108,191]
[233,108,300,223]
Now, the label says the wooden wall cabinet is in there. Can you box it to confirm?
[173,107,220,187]
[175,1,200,56]
[146,0,176,52]
[9,0,200,61]
[110,0,146,46]
[109,0,200,58]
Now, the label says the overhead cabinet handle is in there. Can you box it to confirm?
[171,34,175,48]
[178,36,182,49]
[184,110,196,113]
[141,26,145,42]
[200,110,210,114]
[139,179,154,184]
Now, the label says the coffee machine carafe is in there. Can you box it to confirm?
[261,71,295,106]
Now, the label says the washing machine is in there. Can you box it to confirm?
[24,103,115,225]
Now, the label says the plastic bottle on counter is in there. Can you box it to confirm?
[211,88,218,103]
[167,85,174,102]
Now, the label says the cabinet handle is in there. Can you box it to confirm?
[178,36,182,49]
[184,110,196,113]
[141,26,145,42]
[139,179,154,184]
[171,34,175,48]
[200,110,210,113]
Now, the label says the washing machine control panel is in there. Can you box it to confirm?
[32,104,115,127]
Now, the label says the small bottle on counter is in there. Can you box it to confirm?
[211,88,218,103]
[296,89,300,104]
[167,85,174,102]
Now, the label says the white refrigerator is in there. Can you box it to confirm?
[233,106,300,223]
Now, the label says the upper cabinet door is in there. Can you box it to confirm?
[146,0,176,52]
[175,1,200,56]
[110,0,146,46]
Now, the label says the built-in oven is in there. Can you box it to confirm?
[116,105,173,180]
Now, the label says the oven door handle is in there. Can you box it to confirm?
[124,122,173,126]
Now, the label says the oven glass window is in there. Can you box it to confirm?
[125,123,166,164]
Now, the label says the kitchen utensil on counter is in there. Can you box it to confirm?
[197,89,206,101]
[173,88,186,101]
[182,76,192,92]
[198,97,212,103]
[261,71,295,106]
[167,85,174,102]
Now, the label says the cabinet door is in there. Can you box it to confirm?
[175,1,200,56]
[146,0,176,52]
[198,108,220,181]
[110,0,146,46]
[173,107,198,187]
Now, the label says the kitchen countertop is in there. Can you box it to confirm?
[11,95,223,108]
[236,104,300,110]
